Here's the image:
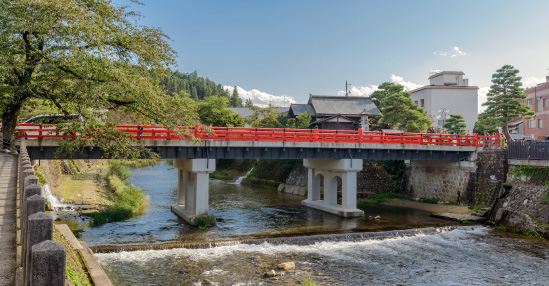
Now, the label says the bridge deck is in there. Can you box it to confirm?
[25,139,481,161]
[14,125,499,160]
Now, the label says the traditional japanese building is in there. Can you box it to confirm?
[289,95,381,130]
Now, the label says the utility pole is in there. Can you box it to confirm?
[346,80,352,96]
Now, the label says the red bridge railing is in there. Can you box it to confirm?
[8,124,503,148]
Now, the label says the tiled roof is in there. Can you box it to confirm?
[289,104,316,117]
[308,95,380,116]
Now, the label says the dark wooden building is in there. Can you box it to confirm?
[289,95,381,130]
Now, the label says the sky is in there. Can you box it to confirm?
[116,0,549,111]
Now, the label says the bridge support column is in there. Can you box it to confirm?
[171,159,215,224]
[302,159,364,217]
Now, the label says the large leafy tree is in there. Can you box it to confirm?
[444,114,467,134]
[0,0,196,156]
[197,96,243,127]
[377,84,431,132]
[480,65,534,141]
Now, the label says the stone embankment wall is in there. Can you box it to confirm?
[491,165,549,238]
[405,150,508,204]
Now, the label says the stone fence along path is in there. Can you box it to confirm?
[0,152,18,286]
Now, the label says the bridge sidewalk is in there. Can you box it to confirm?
[0,152,18,286]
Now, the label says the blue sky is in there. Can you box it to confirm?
[117,0,549,110]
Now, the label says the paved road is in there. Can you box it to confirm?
[0,152,18,286]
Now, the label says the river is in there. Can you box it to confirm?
[77,163,549,285]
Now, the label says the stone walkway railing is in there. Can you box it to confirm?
[17,139,65,286]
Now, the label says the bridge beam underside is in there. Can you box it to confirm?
[27,146,472,161]
[171,159,215,224]
[302,159,364,217]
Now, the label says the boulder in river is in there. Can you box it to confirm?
[264,270,277,278]
[277,261,295,271]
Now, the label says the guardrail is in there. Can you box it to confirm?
[5,124,503,147]
[508,141,549,160]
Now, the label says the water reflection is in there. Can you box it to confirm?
[79,163,457,247]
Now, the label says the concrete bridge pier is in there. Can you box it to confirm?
[302,159,364,217]
[171,159,215,224]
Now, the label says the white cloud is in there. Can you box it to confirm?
[223,85,296,107]
[434,46,467,58]
[336,85,378,97]
[453,46,466,56]
[478,87,490,113]
[390,74,422,91]
[522,76,546,88]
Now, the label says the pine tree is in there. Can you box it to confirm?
[378,86,431,132]
[245,98,253,108]
[444,114,467,134]
[481,65,534,141]
[229,86,243,107]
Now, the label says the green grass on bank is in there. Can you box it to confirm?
[90,161,148,226]
[53,227,91,286]
[358,193,410,204]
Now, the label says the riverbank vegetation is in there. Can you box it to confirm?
[53,227,91,286]
[89,161,148,226]
[190,214,217,230]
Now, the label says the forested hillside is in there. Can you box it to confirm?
[159,70,230,100]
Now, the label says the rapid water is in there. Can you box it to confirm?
[95,226,549,285]
[79,163,549,285]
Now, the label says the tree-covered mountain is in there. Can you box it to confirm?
[159,70,232,102]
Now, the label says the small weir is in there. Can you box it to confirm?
[91,226,456,253]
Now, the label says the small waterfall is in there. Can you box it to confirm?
[42,184,72,211]
[230,167,254,185]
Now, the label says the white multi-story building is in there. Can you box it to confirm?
[410,71,478,132]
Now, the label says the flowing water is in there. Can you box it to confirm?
[75,163,549,285]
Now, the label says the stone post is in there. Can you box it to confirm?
[24,175,39,189]
[25,212,53,286]
[21,184,42,265]
[30,240,66,286]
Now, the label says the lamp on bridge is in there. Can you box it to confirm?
[360,109,370,131]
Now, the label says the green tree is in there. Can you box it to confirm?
[481,65,534,141]
[474,112,498,134]
[197,96,243,127]
[295,112,311,129]
[229,86,243,107]
[0,0,196,157]
[244,98,253,108]
[371,82,404,107]
[444,114,467,134]
[378,86,431,132]
[245,105,281,128]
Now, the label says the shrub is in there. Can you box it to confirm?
[191,214,217,230]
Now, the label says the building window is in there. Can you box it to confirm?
[528,119,536,128]
[414,101,418,105]
[544,98,548,108]
[420,99,424,108]
[527,99,532,106]
[539,119,543,129]
[538,98,543,112]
